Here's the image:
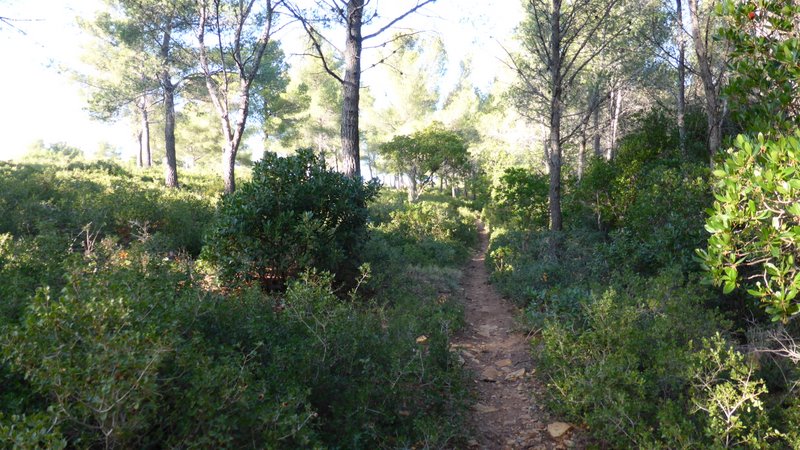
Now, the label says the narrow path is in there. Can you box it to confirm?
[452,223,581,450]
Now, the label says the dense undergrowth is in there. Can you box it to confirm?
[0,151,476,448]
[485,111,800,448]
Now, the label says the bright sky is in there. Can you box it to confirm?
[0,0,522,161]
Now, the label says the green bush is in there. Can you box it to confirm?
[201,149,380,290]
[0,159,215,256]
[2,242,317,448]
[698,132,800,322]
[487,228,607,305]
[372,200,477,268]
[536,270,735,447]
[486,167,549,231]
[0,153,472,448]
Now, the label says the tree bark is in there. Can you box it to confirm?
[608,88,622,159]
[162,74,178,188]
[408,167,418,202]
[222,142,236,194]
[578,124,587,180]
[548,0,563,233]
[141,104,151,167]
[591,87,602,158]
[676,0,687,156]
[341,0,363,178]
[688,0,724,161]
[137,130,143,167]
[161,23,178,188]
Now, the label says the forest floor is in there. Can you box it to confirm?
[452,223,586,450]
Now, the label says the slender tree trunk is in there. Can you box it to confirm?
[341,0,363,178]
[608,88,622,159]
[141,105,151,167]
[161,24,178,188]
[578,125,587,181]
[676,0,687,156]
[548,0,563,233]
[220,84,253,194]
[222,141,236,194]
[137,130,143,167]
[688,0,723,161]
[163,76,178,188]
[196,1,273,193]
[592,94,602,158]
[408,168,418,202]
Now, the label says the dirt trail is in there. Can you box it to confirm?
[452,223,582,450]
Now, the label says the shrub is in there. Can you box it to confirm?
[201,149,380,290]
[536,270,732,447]
[487,167,549,231]
[487,228,607,305]
[373,200,476,268]
[1,242,318,448]
[689,334,776,448]
[697,133,800,322]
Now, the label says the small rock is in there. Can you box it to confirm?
[496,358,513,367]
[481,367,502,381]
[506,368,526,381]
[547,422,572,439]
[415,335,428,344]
[565,439,576,448]
[472,403,498,413]
[467,438,479,447]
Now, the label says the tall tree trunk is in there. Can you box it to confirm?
[578,124,587,180]
[341,0,363,178]
[608,88,622,159]
[548,0,563,233]
[163,75,178,188]
[196,1,275,194]
[676,0,687,156]
[688,0,723,161]
[591,87,602,158]
[408,168,418,202]
[137,130,143,167]
[222,142,236,194]
[161,24,178,188]
[141,105,151,167]
[220,84,253,194]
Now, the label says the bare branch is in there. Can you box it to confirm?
[362,0,436,41]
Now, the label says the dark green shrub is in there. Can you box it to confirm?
[697,133,800,322]
[1,242,319,448]
[373,200,476,268]
[604,162,710,274]
[201,149,380,290]
[487,228,607,305]
[536,270,734,447]
[486,167,549,231]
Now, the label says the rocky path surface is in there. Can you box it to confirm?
[451,223,583,450]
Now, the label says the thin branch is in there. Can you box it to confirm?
[362,0,436,41]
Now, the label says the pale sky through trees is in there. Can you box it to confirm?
[0,0,522,162]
